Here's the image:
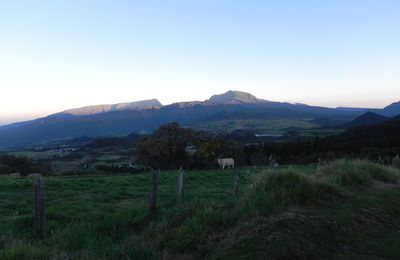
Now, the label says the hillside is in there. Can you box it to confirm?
[338,111,390,128]
[380,101,400,117]
[339,116,400,142]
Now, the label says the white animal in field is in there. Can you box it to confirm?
[218,158,235,169]
[9,173,21,178]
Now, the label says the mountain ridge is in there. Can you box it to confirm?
[381,101,400,117]
[4,90,396,125]
[0,90,399,147]
[53,99,162,117]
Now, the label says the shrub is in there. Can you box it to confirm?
[0,155,50,176]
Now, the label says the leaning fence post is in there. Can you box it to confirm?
[34,175,45,239]
[317,158,322,172]
[177,167,185,205]
[233,168,240,199]
[149,169,159,213]
[393,155,400,169]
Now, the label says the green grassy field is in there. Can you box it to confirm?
[1,162,399,259]
[186,117,343,139]
[188,118,327,135]
[0,167,264,259]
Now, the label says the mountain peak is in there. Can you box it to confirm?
[340,111,389,128]
[207,90,263,104]
[58,99,162,116]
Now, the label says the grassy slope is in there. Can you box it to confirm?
[0,162,399,259]
[218,185,400,259]
[219,161,400,259]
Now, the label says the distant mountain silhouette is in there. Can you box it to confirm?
[0,120,35,131]
[338,115,400,142]
[380,101,400,117]
[338,112,390,128]
[334,107,370,113]
[0,90,398,147]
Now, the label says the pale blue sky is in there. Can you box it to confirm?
[1,0,399,124]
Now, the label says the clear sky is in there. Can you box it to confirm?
[1,0,399,125]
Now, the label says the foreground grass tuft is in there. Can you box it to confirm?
[319,159,399,189]
[241,168,344,215]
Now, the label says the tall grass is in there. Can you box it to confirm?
[155,201,236,257]
[319,159,399,189]
[241,160,399,217]
[241,168,343,216]
[0,240,53,260]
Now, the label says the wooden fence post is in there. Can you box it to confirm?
[177,167,185,205]
[317,158,322,172]
[34,175,45,239]
[233,168,240,199]
[149,169,159,213]
[269,155,276,168]
[393,155,400,169]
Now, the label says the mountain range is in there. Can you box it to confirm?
[0,90,399,147]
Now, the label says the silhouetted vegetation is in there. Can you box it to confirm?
[0,155,49,175]
[135,122,235,169]
[134,118,400,170]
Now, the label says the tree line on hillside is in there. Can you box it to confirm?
[2,121,399,175]
[135,122,400,170]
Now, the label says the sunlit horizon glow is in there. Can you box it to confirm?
[1,0,399,125]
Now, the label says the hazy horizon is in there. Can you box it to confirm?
[1,0,399,125]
